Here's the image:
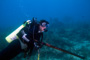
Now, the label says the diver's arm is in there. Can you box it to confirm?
[40,33,43,43]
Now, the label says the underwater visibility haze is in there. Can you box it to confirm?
[0,0,90,60]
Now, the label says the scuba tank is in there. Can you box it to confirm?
[5,20,31,43]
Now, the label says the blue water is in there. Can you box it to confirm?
[0,0,90,60]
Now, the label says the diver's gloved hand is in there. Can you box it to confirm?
[34,42,43,49]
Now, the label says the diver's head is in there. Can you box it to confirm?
[39,20,49,32]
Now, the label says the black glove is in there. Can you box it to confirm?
[34,42,43,49]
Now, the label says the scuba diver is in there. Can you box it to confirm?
[0,18,49,60]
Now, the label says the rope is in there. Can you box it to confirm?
[37,49,40,60]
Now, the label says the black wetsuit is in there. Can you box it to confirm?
[0,24,43,60]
